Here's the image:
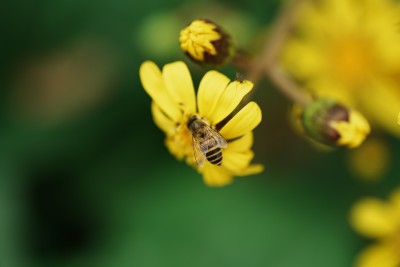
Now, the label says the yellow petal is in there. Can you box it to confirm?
[330,110,370,148]
[364,0,400,68]
[226,132,253,152]
[347,138,389,182]
[151,102,175,135]
[197,70,230,119]
[325,0,359,31]
[222,132,264,175]
[165,136,185,160]
[208,80,254,124]
[359,78,400,136]
[219,102,262,140]
[202,163,233,187]
[179,20,221,61]
[236,164,264,176]
[297,0,359,38]
[222,150,254,173]
[162,61,196,115]
[356,242,399,267]
[350,198,399,239]
[139,61,181,121]
[307,78,356,107]
[281,39,327,81]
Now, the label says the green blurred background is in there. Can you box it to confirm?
[1,0,399,266]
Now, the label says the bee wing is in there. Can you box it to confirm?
[192,137,206,167]
[204,127,228,148]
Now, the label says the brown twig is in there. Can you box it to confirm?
[246,0,311,107]
[267,67,311,107]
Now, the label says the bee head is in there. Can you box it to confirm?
[187,115,201,132]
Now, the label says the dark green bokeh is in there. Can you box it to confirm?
[1,0,399,267]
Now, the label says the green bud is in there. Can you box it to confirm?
[302,99,370,148]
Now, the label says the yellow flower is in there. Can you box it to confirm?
[281,0,400,136]
[350,189,400,267]
[301,99,370,148]
[347,138,390,182]
[139,61,263,186]
[179,19,232,65]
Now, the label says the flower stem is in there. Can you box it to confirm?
[246,0,311,107]
[266,67,311,107]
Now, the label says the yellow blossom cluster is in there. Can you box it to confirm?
[281,0,400,136]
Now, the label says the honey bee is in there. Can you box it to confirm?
[187,115,228,166]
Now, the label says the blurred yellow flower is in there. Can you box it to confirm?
[139,61,263,186]
[179,19,232,65]
[350,189,400,267]
[347,138,390,182]
[281,0,400,136]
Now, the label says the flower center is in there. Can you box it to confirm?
[329,36,376,87]
[175,122,194,155]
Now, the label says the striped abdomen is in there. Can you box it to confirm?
[206,146,223,165]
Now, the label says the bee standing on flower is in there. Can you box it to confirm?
[187,115,227,166]
[139,60,263,186]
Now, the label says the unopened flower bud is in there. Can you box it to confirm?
[302,99,370,148]
[179,19,233,66]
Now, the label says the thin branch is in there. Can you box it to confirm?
[246,0,311,107]
[266,67,311,107]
